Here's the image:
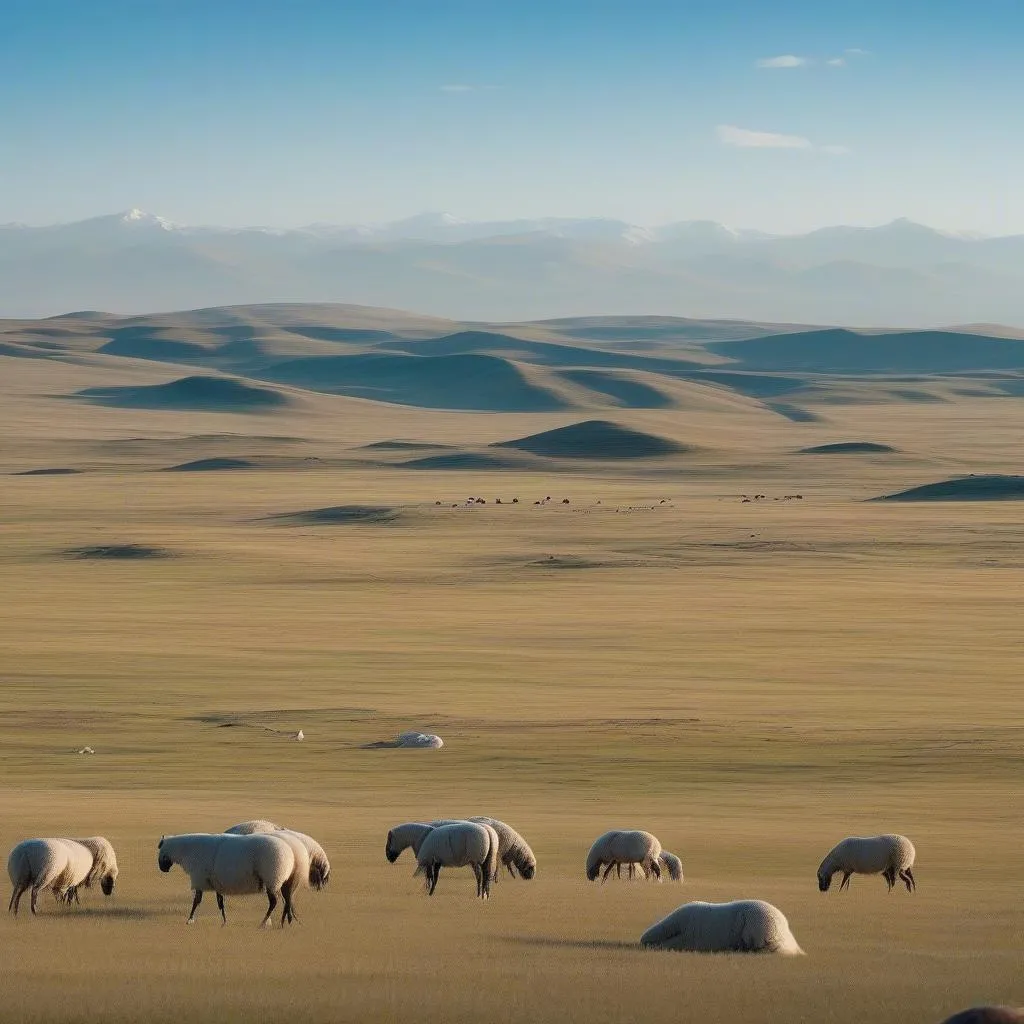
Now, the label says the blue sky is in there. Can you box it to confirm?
[2,0,1022,233]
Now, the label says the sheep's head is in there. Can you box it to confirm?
[586,862,601,882]
[817,868,833,892]
[157,836,173,873]
[100,872,116,896]
[520,863,536,880]
[385,831,399,863]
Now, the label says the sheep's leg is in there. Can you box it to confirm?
[9,884,26,916]
[281,884,295,927]
[648,858,662,881]
[30,886,41,916]
[260,891,278,928]
[882,867,896,891]
[905,867,916,892]
[505,860,516,879]
[428,865,440,896]
[899,869,916,893]
[216,893,227,924]
[602,862,616,882]
[187,889,203,923]
[839,872,852,892]
[472,863,482,897]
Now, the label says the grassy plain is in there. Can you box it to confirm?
[0,353,1022,1024]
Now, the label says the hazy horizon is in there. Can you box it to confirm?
[4,0,1024,235]
[1,207,1015,238]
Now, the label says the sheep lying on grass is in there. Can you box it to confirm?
[817,835,916,893]
[586,830,682,883]
[8,837,118,916]
[640,900,804,955]
[940,1010,1024,1024]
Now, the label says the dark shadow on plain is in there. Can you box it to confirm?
[503,936,639,952]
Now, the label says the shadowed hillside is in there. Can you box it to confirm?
[74,375,292,412]
[800,442,898,454]
[259,352,570,412]
[875,475,1024,501]
[496,420,688,459]
[713,329,1024,374]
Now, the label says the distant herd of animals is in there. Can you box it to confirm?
[6,822,1018,1022]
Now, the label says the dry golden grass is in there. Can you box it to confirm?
[0,354,1021,1023]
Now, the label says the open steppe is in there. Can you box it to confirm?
[0,305,1021,1023]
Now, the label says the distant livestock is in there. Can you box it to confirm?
[585,830,682,883]
[157,833,306,927]
[416,822,500,898]
[817,835,916,893]
[640,900,803,955]
[226,820,331,890]
[8,837,118,916]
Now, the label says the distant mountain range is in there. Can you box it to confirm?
[4,210,1024,324]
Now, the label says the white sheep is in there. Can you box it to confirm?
[416,822,500,898]
[429,817,537,880]
[385,822,434,864]
[640,900,804,955]
[8,837,118,916]
[157,833,303,927]
[396,731,444,749]
[468,817,537,880]
[817,835,916,893]
[225,820,331,890]
[586,830,681,882]
[940,1010,1024,1024]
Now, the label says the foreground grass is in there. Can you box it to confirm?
[0,376,1021,1023]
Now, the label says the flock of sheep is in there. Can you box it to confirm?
[6,821,1018,1022]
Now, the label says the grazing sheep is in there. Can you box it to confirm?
[817,835,916,893]
[658,850,684,882]
[8,837,118,916]
[385,822,434,864]
[641,900,804,955]
[468,817,537,880]
[941,1010,1024,1024]
[226,820,331,890]
[416,822,499,898]
[428,817,537,880]
[157,833,301,927]
[586,830,665,882]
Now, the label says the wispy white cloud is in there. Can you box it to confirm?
[756,54,808,69]
[716,125,851,155]
[759,48,869,70]
[716,124,812,149]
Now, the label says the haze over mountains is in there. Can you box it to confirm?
[6,210,1024,325]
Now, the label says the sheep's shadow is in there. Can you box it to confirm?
[503,936,638,952]
[43,905,175,921]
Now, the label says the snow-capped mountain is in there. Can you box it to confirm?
[2,210,1024,324]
